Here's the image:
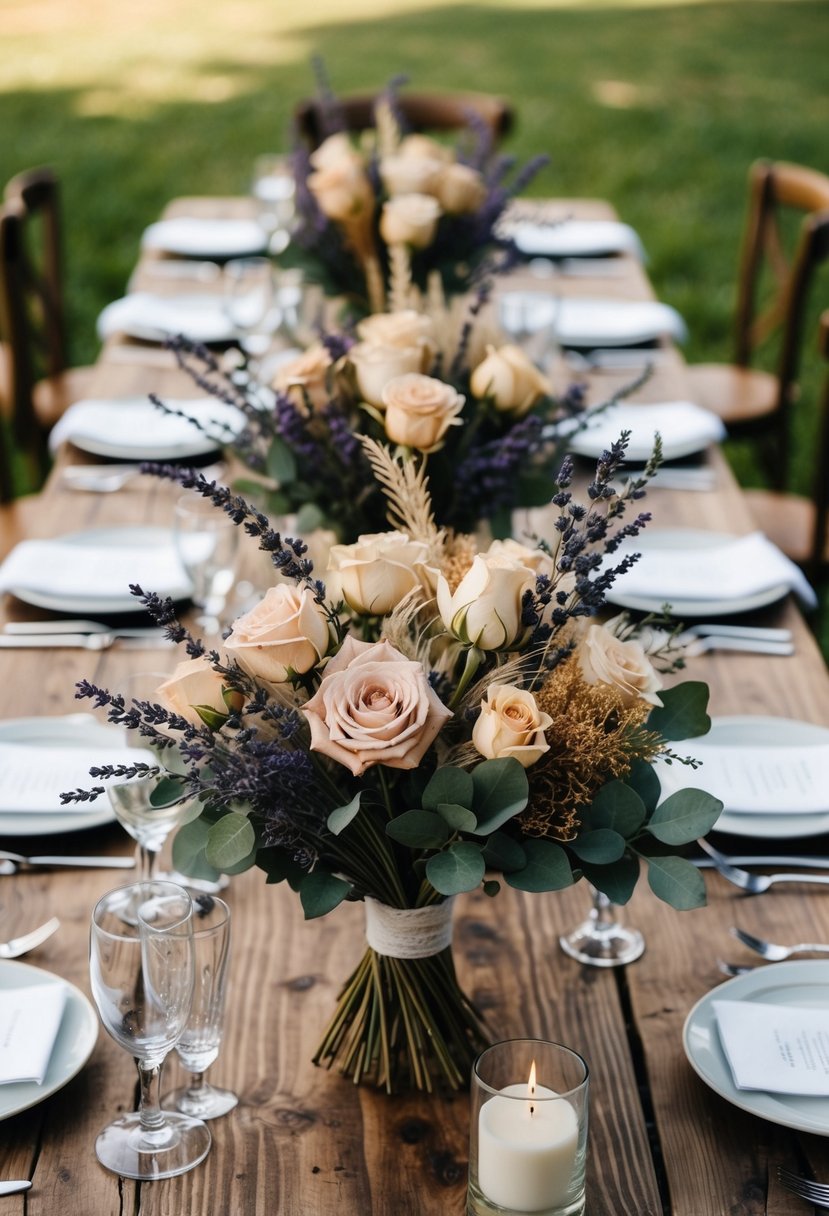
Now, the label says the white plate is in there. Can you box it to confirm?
[498,293,687,347]
[97,293,237,345]
[141,217,267,259]
[692,716,829,839]
[0,715,125,835]
[604,529,790,618]
[0,960,98,1120]
[50,397,244,461]
[0,526,192,615]
[510,219,645,260]
[563,401,726,463]
[683,961,829,1135]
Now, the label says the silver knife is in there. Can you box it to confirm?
[4,621,164,638]
[0,635,168,650]
[695,855,829,870]
[0,1182,32,1195]
[0,852,136,870]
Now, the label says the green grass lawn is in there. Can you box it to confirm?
[2,1,828,528]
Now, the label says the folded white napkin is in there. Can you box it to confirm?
[509,219,646,261]
[141,217,267,258]
[0,984,67,1085]
[96,293,234,345]
[0,740,155,814]
[656,738,829,815]
[49,397,244,457]
[609,531,817,609]
[715,999,829,1095]
[498,293,687,347]
[566,401,726,462]
[0,534,190,603]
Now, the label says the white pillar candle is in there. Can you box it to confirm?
[478,1081,579,1213]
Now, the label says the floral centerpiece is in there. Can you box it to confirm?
[284,74,546,316]
[66,438,721,1095]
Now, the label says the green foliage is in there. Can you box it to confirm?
[426,842,487,895]
[642,854,707,911]
[647,683,711,741]
[647,789,724,845]
[327,792,362,836]
[205,812,257,870]
[171,818,222,883]
[299,871,353,919]
[470,758,529,834]
[386,809,450,849]
[148,775,187,808]
[505,839,575,893]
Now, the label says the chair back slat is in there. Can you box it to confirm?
[295,89,513,150]
[809,311,829,573]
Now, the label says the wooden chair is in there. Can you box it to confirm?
[745,310,829,586]
[0,168,97,487]
[686,160,829,489]
[294,89,514,150]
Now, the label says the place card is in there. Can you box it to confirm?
[0,741,155,813]
[658,741,829,815]
[714,999,829,1095]
[0,985,67,1085]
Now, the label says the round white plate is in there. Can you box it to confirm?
[563,401,725,463]
[683,960,829,1136]
[699,716,829,839]
[0,715,125,836]
[141,218,267,259]
[97,293,237,345]
[56,397,243,461]
[0,960,98,1120]
[4,526,192,615]
[604,529,790,618]
[497,293,686,347]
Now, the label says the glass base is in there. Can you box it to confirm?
[95,1111,211,1179]
[468,1179,585,1216]
[559,920,645,968]
[164,1083,239,1120]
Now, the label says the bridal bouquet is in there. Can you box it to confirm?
[67,439,721,1094]
[284,76,546,315]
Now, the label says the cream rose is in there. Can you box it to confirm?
[308,157,374,224]
[436,553,535,651]
[434,163,488,214]
[398,134,454,164]
[380,154,443,198]
[380,194,442,249]
[328,531,431,616]
[578,623,664,707]
[309,133,362,171]
[357,309,436,353]
[271,343,333,413]
[302,636,452,776]
[224,585,331,684]
[486,538,555,578]
[349,341,425,407]
[472,683,552,768]
[382,372,464,452]
[470,344,552,416]
[157,656,242,729]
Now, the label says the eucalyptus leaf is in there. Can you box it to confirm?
[299,871,353,920]
[587,782,646,838]
[205,812,256,870]
[266,436,298,486]
[426,842,486,895]
[295,502,326,533]
[471,758,529,834]
[327,792,362,836]
[626,759,662,812]
[423,767,474,812]
[579,855,640,906]
[647,790,724,845]
[148,775,186,809]
[437,803,478,832]
[569,828,626,864]
[386,810,450,850]
[171,818,221,882]
[645,855,707,910]
[647,682,711,741]
[257,848,307,888]
[482,832,527,874]
[505,839,574,892]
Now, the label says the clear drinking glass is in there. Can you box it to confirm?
[559,884,644,967]
[164,896,237,1119]
[222,256,277,356]
[468,1039,589,1216]
[251,153,296,253]
[89,881,211,1179]
[173,493,240,636]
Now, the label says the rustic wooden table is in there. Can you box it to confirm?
[1,198,828,1215]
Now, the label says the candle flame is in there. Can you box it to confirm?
[528,1059,537,1116]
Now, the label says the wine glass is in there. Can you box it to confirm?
[90,881,211,1179]
[173,493,240,636]
[559,884,644,967]
[251,153,296,254]
[222,256,277,357]
[164,896,237,1119]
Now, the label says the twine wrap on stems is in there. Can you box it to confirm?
[364,896,456,959]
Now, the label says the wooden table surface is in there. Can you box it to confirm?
[2,197,829,1216]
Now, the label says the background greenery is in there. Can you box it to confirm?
[2,1,828,565]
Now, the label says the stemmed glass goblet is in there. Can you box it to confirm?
[89,881,211,1179]
[222,256,277,358]
[164,896,237,1119]
[559,883,645,967]
[173,493,240,637]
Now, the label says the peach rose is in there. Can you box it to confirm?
[224,585,331,684]
[380,194,442,249]
[328,531,431,616]
[486,538,556,578]
[157,656,243,729]
[436,553,535,651]
[357,309,436,354]
[398,134,454,164]
[349,341,425,407]
[578,623,664,708]
[434,163,488,214]
[308,156,374,224]
[271,343,333,413]
[302,636,452,776]
[380,154,443,198]
[470,344,552,416]
[308,133,362,171]
[381,372,464,452]
[472,683,552,768]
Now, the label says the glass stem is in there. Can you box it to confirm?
[187,1070,208,1099]
[137,843,159,883]
[136,1059,170,1143]
[591,886,620,929]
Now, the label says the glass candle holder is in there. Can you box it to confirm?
[468,1039,588,1216]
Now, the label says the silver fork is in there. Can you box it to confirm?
[778,1167,829,1209]
[0,917,60,959]
[730,927,829,960]
[706,858,829,894]
[683,635,794,656]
